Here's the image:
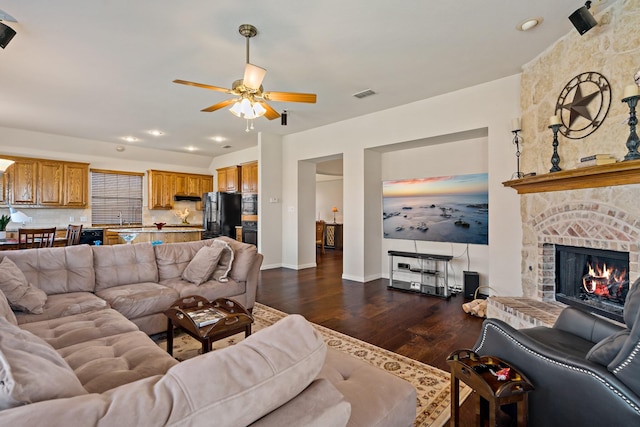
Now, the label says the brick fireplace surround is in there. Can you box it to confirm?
[488,162,640,328]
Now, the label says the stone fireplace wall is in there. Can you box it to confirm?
[520,185,640,300]
[516,0,640,300]
[520,0,640,175]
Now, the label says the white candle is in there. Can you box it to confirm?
[549,115,561,126]
[511,118,521,131]
[623,84,640,99]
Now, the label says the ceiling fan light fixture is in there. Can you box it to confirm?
[253,102,267,117]
[243,63,267,90]
[229,101,243,117]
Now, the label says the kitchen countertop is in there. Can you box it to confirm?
[107,227,205,233]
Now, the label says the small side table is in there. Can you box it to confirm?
[164,296,253,356]
[447,349,534,427]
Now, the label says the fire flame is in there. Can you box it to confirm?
[582,261,627,298]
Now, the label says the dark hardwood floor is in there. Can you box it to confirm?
[256,248,489,425]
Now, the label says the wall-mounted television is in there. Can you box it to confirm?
[383,173,488,245]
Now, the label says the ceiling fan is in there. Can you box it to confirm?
[174,24,316,123]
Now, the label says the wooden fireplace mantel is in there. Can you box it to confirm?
[502,159,640,194]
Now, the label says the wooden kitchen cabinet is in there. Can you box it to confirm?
[148,170,213,210]
[241,161,258,193]
[217,166,240,192]
[10,158,38,205]
[148,170,175,209]
[1,155,89,208]
[63,163,89,207]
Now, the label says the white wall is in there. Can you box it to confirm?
[316,177,343,223]
[380,136,489,291]
[278,74,523,296]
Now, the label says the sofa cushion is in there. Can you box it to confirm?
[157,314,327,426]
[209,239,234,282]
[0,257,47,314]
[181,245,224,285]
[249,378,351,427]
[0,290,17,326]
[95,282,179,320]
[608,297,640,395]
[587,329,631,366]
[0,317,87,409]
[56,330,179,393]
[14,292,108,325]
[214,236,259,283]
[0,245,95,295]
[20,308,139,350]
[154,239,209,282]
[92,242,159,291]
[317,348,417,427]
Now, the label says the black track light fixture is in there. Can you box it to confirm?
[569,1,598,36]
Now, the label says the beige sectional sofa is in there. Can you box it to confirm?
[0,238,416,426]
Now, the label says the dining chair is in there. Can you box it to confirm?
[315,220,325,255]
[18,227,57,249]
[65,224,83,246]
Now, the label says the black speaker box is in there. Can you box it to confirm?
[463,271,480,300]
[569,7,597,35]
[0,22,16,49]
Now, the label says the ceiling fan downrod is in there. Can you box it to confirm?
[239,24,257,64]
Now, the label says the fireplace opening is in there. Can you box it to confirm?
[555,245,629,323]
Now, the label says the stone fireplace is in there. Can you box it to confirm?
[488,164,640,328]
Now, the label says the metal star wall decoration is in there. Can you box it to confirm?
[555,72,611,139]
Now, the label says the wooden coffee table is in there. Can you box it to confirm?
[164,296,254,356]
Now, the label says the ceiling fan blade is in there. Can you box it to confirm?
[173,79,232,93]
[263,91,317,103]
[261,102,281,120]
[201,98,237,112]
[243,63,267,90]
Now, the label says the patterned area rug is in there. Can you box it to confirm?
[155,302,471,427]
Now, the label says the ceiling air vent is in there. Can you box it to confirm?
[352,89,376,99]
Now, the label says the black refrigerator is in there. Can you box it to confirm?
[202,192,242,239]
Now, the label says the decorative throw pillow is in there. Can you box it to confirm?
[182,245,225,285]
[0,317,87,409]
[587,329,631,366]
[0,257,47,314]
[210,240,234,283]
[0,289,18,326]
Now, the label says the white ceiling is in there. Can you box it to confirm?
[0,1,611,158]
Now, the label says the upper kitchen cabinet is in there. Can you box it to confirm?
[148,170,175,210]
[217,166,240,192]
[63,163,89,207]
[1,155,89,208]
[241,161,258,193]
[148,170,213,210]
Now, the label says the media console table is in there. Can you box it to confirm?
[388,250,453,298]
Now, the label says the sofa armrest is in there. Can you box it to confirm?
[474,318,640,427]
[554,306,624,343]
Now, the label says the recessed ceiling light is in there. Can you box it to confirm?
[147,130,165,136]
[122,136,138,142]
[517,17,543,31]
[222,145,232,149]
[211,136,226,143]
[185,146,198,152]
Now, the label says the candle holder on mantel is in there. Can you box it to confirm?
[549,124,562,172]
[622,94,640,161]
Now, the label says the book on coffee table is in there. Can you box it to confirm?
[188,307,226,327]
